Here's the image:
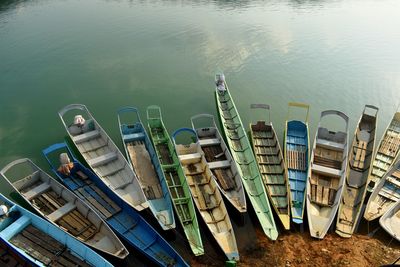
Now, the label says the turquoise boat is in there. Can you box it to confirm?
[215,73,278,240]
[146,105,204,256]
[43,142,189,267]
[0,193,113,267]
[284,102,310,224]
[117,107,175,230]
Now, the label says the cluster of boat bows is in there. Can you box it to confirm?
[1,74,400,266]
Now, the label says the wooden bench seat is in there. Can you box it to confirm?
[123,132,145,142]
[0,215,31,240]
[199,138,220,146]
[47,202,76,222]
[207,160,231,170]
[73,130,101,144]
[312,163,342,177]
[178,153,202,164]
[24,182,51,200]
[88,152,118,168]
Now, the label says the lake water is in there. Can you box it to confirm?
[1,0,400,264]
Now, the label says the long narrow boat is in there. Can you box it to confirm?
[58,104,148,211]
[336,105,378,238]
[364,157,400,221]
[249,104,290,230]
[367,111,400,192]
[283,102,310,225]
[146,106,204,256]
[215,73,278,240]
[42,143,189,267]
[0,159,128,259]
[306,110,349,239]
[172,128,239,261]
[0,193,113,267]
[117,107,175,230]
[190,114,246,213]
[379,199,400,242]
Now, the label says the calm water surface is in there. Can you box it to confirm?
[1,0,400,264]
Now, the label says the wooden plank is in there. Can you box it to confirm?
[322,187,330,206]
[59,250,92,267]
[77,187,112,219]
[316,184,323,204]
[10,234,53,265]
[89,184,121,214]
[47,202,76,222]
[21,228,63,255]
[25,226,65,252]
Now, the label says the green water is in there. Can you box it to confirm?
[1,0,400,264]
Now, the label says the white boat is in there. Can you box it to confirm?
[336,105,378,237]
[172,128,239,261]
[190,114,246,213]
[0,158,129,259]
[379,199,400,242]
[307,110,349,239]
[364,157,400,221]
[58,104,148,211]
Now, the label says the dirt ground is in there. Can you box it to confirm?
[190,227,400,267]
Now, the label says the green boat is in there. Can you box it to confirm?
[146,105,204,256]
[215,74,278,240]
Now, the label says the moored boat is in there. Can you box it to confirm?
[191,114,246,213]
[146,105,204,256]
[215,73,278,240]
[364,157,400,221]
[58,104,148,211]
[307,110,349,239]
[172,128,239,261]
[367,112,400,192]
[117,107,175,230]
[43,142,189,267]
[336,105,378,238]
[379,199,400,242]
[1,158,128,259]
[0,193,113,267]
[284,102,310,225]
[249,104,290,230]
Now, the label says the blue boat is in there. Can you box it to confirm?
[283,102,310,224]
[117,107,175,231]
[0,193,113,267]
[43,143,189,267]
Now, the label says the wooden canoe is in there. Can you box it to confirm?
[367,112,400,192]
[191,114,246,213]
[58,104,148,211]
[249,104,290,230]
[43,142,189,267]
[379,199,400,242]
[0,193,113,267]
[284,102,310,225]
[306,110,349,239]
[172,128,239,261]
[147,105,204,256]
[364,157,400,221]
[336,105,378,237]
[117,107,175,231]
[0,158,128,259]
[215,73,278,240]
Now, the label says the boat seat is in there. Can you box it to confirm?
[312,163,342,177]
[73,129,101,144]
[123,133,145,142]
[88,152,118,168]
[178,153,202,164]
[47,202,76,222]
[24,182,51,200]
[316,138,345,151]
[208,160,231,170]
[379,188,400,201]
[0,215,31,240]
[387,176,400,188]
[199,138,220,146]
